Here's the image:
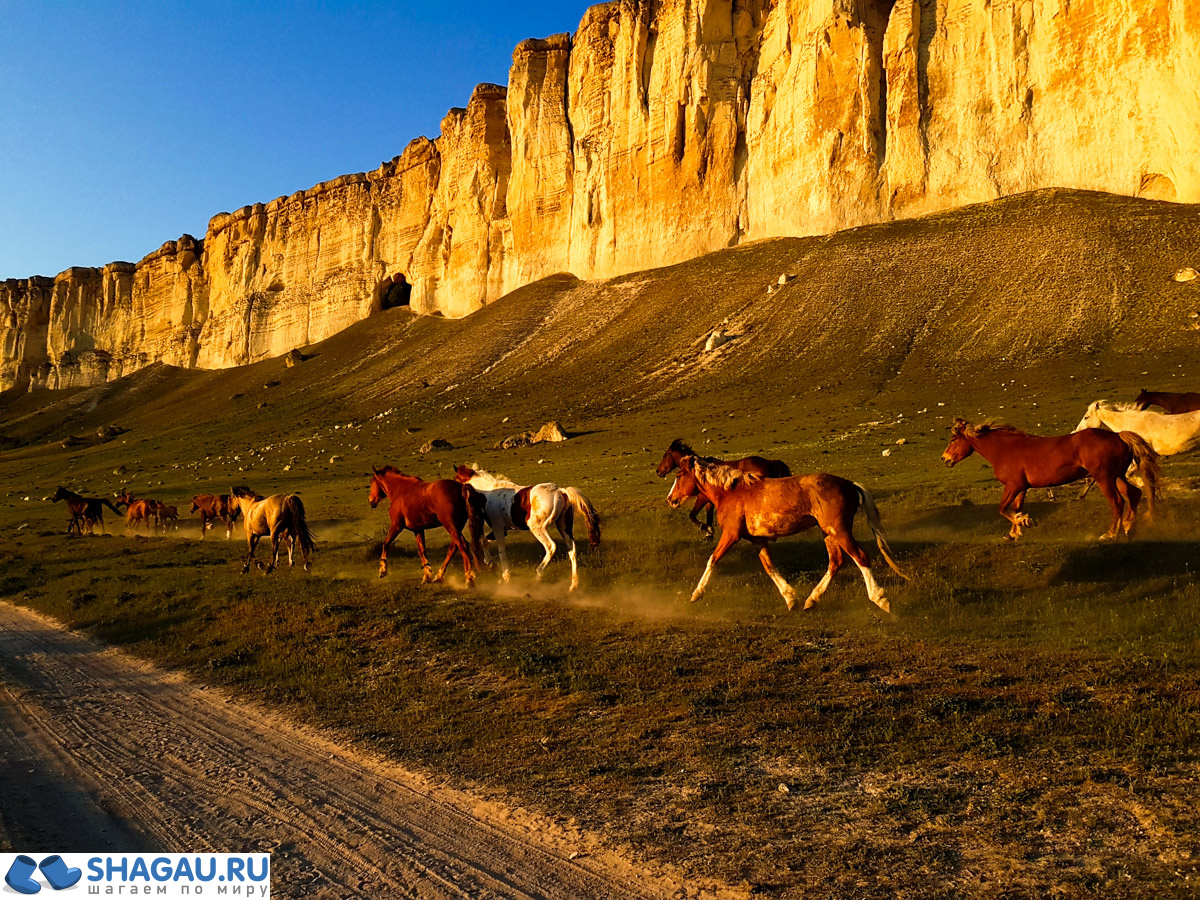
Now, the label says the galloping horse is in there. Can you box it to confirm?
[116,489,159,532]
[656,439,790,538]
[1075,401,1200,456]
[669,455,907,613]
[942,418,1158,541]
[1133,389,1200,415]
[191,494,241,539]
[52,487,123,535]
[153,501,179,530]
[452,464,601,591]
[368,466,484,584]
[230,486,315,574]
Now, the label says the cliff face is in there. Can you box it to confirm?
[3,0,1198,391]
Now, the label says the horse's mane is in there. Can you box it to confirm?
[955,418,1025,438]
[232,485,264,500]
[1096,399,1141,412]
[462,463,520,491]
[668,438,695,456]
[691,457,762,490]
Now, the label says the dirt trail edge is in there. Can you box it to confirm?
[0,601,736,900]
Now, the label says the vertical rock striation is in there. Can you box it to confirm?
[3,0,1198,391]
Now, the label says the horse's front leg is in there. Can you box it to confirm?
[689,496,714,540]
[243,534,261,574]
[997,483,1028,540]
[753,541,798,609]
[413,530,434,583]
[379,521,402,578]
[690,530,739,603]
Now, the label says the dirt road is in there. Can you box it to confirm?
[0,601,708,899]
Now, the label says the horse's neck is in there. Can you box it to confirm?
[472,469,520,491]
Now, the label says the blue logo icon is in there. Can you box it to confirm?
[4,855,82,893]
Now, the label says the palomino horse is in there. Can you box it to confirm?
[116,489,159,532]
[942,418,1158,541]
[1075,401,1200,456]
[656,439,791,539]
[452,464,601,592]
[368,466,484,584]
[52,487,123,535]
[191,494,241,539]
[1133,389,1200,414]
[230,486,315,574]
[669,456,907,613]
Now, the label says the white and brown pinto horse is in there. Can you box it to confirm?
[669,456,907,613]
[453,464,601,591]
[230,486,315,574]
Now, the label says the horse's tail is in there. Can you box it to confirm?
[101,499,123,516]
[284,495,316,557]
[853,483,909,581]
[562,487,602,546]
[462,483,487,566]
[1117,431,1160,517]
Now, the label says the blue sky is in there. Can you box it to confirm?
[0,1,594,279]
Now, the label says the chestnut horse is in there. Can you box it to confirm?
[656,439,790,538]
[230,486,315,573]
[152,501,179,530]
[452,464,601,591]
[52,487,123,535]
[368,466,484,584]
[1133,389,1200,414]
[116,489,159,532]
[191,493,241,539]
[669,456,907,613]
[941,418,1158,541]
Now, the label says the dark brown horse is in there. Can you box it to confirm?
[1133,389,1200,414]
[669,456,907,613]
[656,439,791,538]
[52,487,123,535]
[940,418,1158,541]
[368,466,485,584]
[191,493,241,539]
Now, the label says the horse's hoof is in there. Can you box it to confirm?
[265,566,275,575]
[689,592,703,603]
[379,570,388,579]
[502,572,511,583]
[241,567,250,575]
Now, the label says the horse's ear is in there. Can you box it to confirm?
[371,465,381,476]
[951,417,966,433]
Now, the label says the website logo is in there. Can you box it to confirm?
[1,854,270,897]
[4,855,82,893]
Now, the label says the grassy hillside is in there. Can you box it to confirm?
[2,188,1199,895]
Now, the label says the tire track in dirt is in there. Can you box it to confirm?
[0,602,723,899]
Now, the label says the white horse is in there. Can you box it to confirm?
[1075,401,1200,456]
[452,464,601,591]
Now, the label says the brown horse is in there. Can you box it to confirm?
[368,466,485,584]
[940,418,1158,541]
[116,489,159,532]
[1133,389,1200,414]
[52,487,123,535]
[656,439,791,538]
[669,456,907,613]
[191,493,241,539]
[230,486,315,573]
[153,501,179,530]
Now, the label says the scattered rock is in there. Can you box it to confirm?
[704,330,734,352]
[329,455,342,464]
[896,438,908,446]
[777,273,796,286]
[420,439,454,454]
[113,465,127,476]
[1174,267,1198,282]
[96,424,124,440]
[284,349,307,367]
[882,448,893,457]
[497,421,570,450]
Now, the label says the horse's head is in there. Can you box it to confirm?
[1074,400,1104,433]
[666,467,700,508]
[656,439,693,477]
[1133,389,1151,410]
[655,449,678,478]
[452,464,475,484]
[941,418,974,467]
[51,486,68,502]
[368,467,388,508]
[190,497,201,513]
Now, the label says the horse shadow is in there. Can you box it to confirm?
[1051,540,1200,584]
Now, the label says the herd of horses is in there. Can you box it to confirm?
[45,388,1200,613]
